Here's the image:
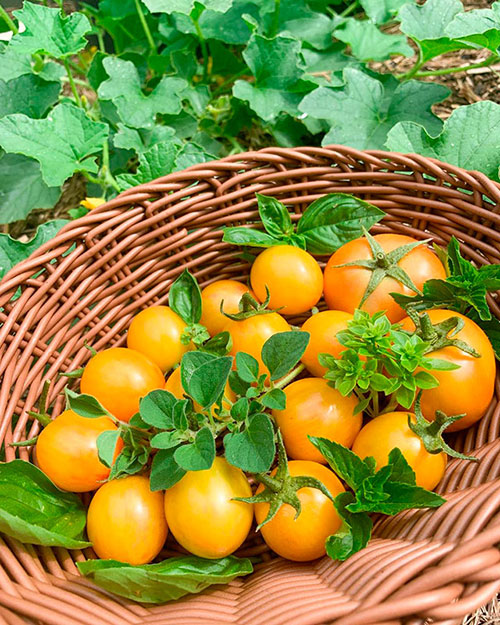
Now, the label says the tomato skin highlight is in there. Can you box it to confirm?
[301,310,353,377]
[87,475,168,565]
[400,309,496,431]
[352,411,447,491]
[81,347,164,423]
[164,457,253,559]
[164,366,235,415]
[323,234,446,322]
[127,306,190,373]
[224,312,291,376]
[255,461,344,561]
[200,280,252,336]
[250,245,323,315]
[274,378,361,463]
[36,409,122,492]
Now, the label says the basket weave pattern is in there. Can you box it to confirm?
[0,146,499,625]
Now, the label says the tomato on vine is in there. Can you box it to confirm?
[81,347,164,422]
[36,409,122,492]
[200,280,253,336]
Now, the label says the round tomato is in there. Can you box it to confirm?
[164,457,253,559]
[274,378,361,463]
[36,409,122,492]
[400,309,496,431]
[352,411,446,490]
[164,366,235,415]
[323,234,446,323]
[81,348,164,422]
[224,312,290,376]
[301,310,353,377]
[127,306,190,373]
[250,245,323,315]
[87,475,168,565]
[255,460,344,561]
[200,280,252,336]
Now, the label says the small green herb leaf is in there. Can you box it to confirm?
[309,436,374,490]
[77,555,253,604]
[235,352,260,383]
[65,388,111,419]
[222,227,284,248]
[200,331,232,356]
[256,194,293,238]
[260,388,286,411]
[261,331,309,381]
[170,269,202,325]
[326,492,373,562]
[139,390,177,429]
[150,430,183,449]
[181,353,232,408]
[224,413,275,473]
[174,427,216,471]
[96,430,121,468]
[150,448,186,491]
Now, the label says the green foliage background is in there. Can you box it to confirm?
[0,0,499,273]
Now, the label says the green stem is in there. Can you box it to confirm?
[133,0,156,54]
[191,16,209,81]
[83,171,104,187]
[212,68,250,96]
[63,58,82,107]
[0,6,18,34]
[61,76,90,88]
[380,395,398,415]
[411,55,499,78]
[399,48,424,81]
[340,0,359,17]
[372,390,379,417]
[101,140,121,193]
[273,363,305,389]
[97,29,106,53]
[269,0,281,37]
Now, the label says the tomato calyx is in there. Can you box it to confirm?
[221,287,282,321]
[235,432,335,530]
[407,309,480,357]
[27,379,52,427]
[334,229,430,306]
[408,392,477,461]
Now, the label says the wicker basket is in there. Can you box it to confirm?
[0,145,499,625]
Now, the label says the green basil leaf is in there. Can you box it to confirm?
[423,357,460,371]
[309,437,374,490]
[261,331,310,381]
[386,448,416,486]
[235,352,260,383]
[296,194,385,254]
[355,481,445,515]
[139,390,177,429]
[414,370,439,389]
[478,264,500,291]
[472,315,500,360]
[260,388,286,411]
[169,269,202,325]
[256,193,293,238]
[173,427,215,471]
[396,385,415,409]
[150,448,186,491]
[0,460,90,548]
[222,227,284,248]
[65,388,111,419]
[77,555,253,604]
[181,353,232,408]
[224,413,275,473]
[326,491,373,562]
[96,430,121,468]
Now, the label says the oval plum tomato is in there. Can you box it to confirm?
[301,310,353,377]
[36,409,122,492]
[164,366,236,415]
[323,234,446,323]
[87,475,168,565]
[255,460,344,561]
[81,348,164,422]
[274,378,361,463]
[400,309,495,431]
[352,411,446,490]
[164,457,253,559]
[200,280,252,336]
[250,245,323,315]
[127,306,190,373]
[224,312,290,376]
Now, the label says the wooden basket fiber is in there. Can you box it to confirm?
[0,145,500,625]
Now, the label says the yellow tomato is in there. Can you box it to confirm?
[301,310,353,377]
[200,280,252,336]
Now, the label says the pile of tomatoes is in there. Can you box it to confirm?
[34,232,496,565]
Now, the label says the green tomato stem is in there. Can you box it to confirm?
[63,58,83,108]
[273,363,305,389]
[133,0,156,53]
[0,6,18,35]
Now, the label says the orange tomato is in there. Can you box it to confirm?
[250,245,323,315]
[164,457,253,559]
[301,310,353,377]
[400,309,496,431]
[274,378,361,463]
[164,366,235,415]
[81,348,164,422]
[255,460,344,561]
[323,234,446,322]
[200,280,252,336]
[127,306,190,373]
[36,409,122,492]
[224,312,290,376]
[87,475,168,565]
[352,411,446,490]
